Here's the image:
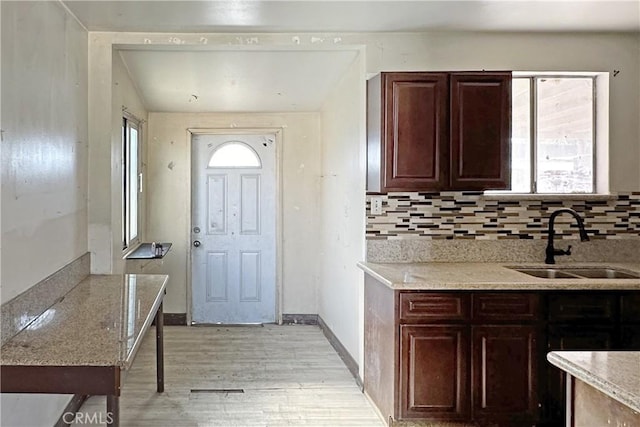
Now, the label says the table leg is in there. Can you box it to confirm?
[156,301,164,393]
[107,395,119,427]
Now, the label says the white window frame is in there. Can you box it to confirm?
[122,112,143,251]
[495,72,606,195]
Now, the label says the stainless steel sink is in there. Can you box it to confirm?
[510,266,640,280]
[558,268,640,279]
[512,268,580,279]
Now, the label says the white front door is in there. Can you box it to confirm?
[191,134,276,324]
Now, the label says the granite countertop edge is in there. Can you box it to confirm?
[0,274,169,368]
[358,261,640,290]
[547,351,640,413]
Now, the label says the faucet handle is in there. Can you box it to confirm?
[553,245,572,256]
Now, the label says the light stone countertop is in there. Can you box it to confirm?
[547,351,640,413]
[0,274,168,368]
[358,261,640,290]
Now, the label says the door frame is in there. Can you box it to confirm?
[186,127,284,325]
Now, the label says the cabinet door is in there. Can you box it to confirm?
[620,325,640,349]
[400,325,470,420]
[449,73,511,190]
[545,326,616,423]
[381,73,449,191]
[472,326,538,425]
[620,293,640,322]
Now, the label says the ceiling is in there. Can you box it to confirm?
[62,1,640,113]
[64,1,640,33]
[118,49,359,112]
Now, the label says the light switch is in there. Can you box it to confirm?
[371,196,383,215]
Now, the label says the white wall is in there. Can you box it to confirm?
[144,112,321,315]
[1,0,88,303]
[318,54,366,373]
[1,0,3,289]
[88,47,149,275]
[88,30,639,374]
[89,32,640,279]
[1,1,88,425]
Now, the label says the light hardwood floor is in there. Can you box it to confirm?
[75,325,385,426]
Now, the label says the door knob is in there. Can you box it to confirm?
[193,240,201,247]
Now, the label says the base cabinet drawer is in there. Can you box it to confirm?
[399,293,469,323]
[473,293,540,322]
[548,294,616,322]
[399,325,470,420]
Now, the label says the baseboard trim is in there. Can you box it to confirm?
[317,315,361,387]
[54,394,88,427]
[281,314,319,325]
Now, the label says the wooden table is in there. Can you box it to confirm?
[1,274,168,426]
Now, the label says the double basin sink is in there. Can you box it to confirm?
[511,266,640,280]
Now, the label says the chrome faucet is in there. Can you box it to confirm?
[545,208,590,264]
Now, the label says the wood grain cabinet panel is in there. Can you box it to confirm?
[364,280,639,427]
[384,73,449,191]
[472,293,540,322]
[619,293,640,351]
[620,325,640,349]
[367,71,511,192]
[450,73,511,190]
[543,293,622,425]
[368,72,448,192]
[400,325,470,420]
[472,326,539,426]
[400,292,470,323]
[545,325,616,424]
[547,294,616,322]
[620,293,640,322]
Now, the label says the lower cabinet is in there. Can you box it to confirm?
[472,326,538,426]
[544,326,615,424]
[396,291,541,426]
[542,292,640,424]
[400,325,469,420]
[620,293,640,349]
[621,325,640,348]
[363,278,639,427]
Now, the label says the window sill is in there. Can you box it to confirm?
[123,242,172,260]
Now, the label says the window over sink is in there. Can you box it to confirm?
[498,72,607,194]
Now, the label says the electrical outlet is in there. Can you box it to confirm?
[371,196,383,215]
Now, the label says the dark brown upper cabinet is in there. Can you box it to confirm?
[367,71,511,193]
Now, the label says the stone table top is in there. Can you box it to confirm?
[1,274,168,368]
[358,262,640,290]
[547,351,640,413]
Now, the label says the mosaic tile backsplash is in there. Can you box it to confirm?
[366,192,640,240]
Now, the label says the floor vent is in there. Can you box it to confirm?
[190,388,245,394]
